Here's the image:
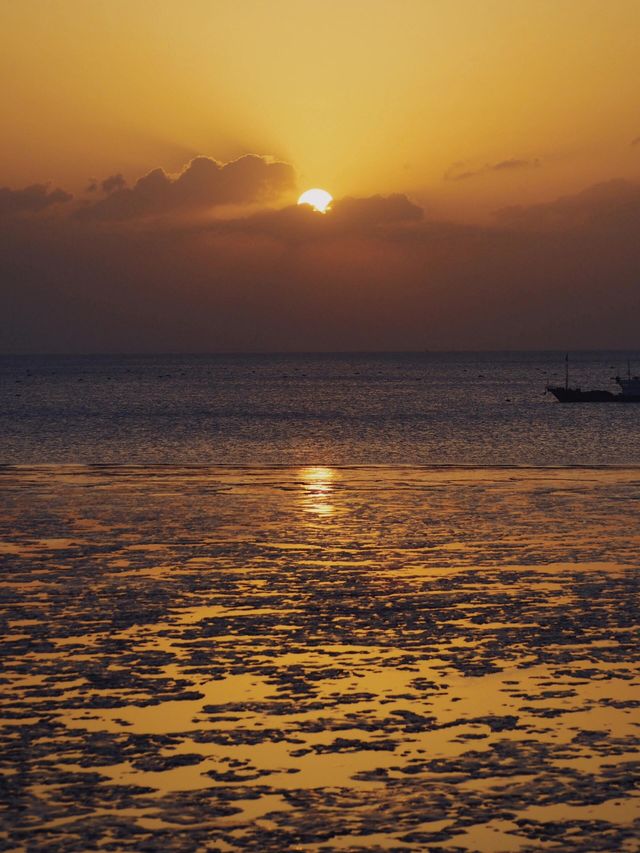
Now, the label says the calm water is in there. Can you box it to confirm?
[2,351,640,464]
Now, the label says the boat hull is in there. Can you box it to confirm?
[547,386,640,403]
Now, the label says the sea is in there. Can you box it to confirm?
[2,350,640,465]
[3,354,640,850]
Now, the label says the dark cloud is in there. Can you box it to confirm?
[224,193,424,242]
[445,158,541,181]
[496,179,640,231]
[101,173,126,194]
[0,184,72,217]
[493,158,540,171]
[331,194,423,225]
[81,155,296,220]
[1,177,639,352]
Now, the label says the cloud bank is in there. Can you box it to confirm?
[80,155,296,220]
[1,155,639,352]
[0,184,72,217]
[495,179,640,231]
[101,173,127,194]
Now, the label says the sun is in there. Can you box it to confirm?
[297,188,333,213]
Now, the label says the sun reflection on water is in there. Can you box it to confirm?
[299,466,336,517]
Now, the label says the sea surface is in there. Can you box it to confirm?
[2,351,640,465]
[1,465,639,851]
[2,354,640,851]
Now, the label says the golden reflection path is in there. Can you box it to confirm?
[298,466,336,517]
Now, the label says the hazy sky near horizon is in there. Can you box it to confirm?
[1,0,640,351]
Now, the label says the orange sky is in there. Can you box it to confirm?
[2,0,640,218]
[1,1,640,351]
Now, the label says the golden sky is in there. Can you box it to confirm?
[2,0,640,217]
[1,1,640,351]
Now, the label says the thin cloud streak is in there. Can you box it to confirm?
[445,158,541,182]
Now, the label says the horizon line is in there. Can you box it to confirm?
[1,348,640,358]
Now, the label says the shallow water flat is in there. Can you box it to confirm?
[1,466,639,851]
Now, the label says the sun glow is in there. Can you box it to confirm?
[299,466,336,517]
[297,188,333,213]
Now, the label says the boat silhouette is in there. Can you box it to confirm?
[546,356,640,403]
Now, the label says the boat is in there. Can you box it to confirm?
[547,386,618,402]
[613,373,640,401]
[546,356,640,403]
